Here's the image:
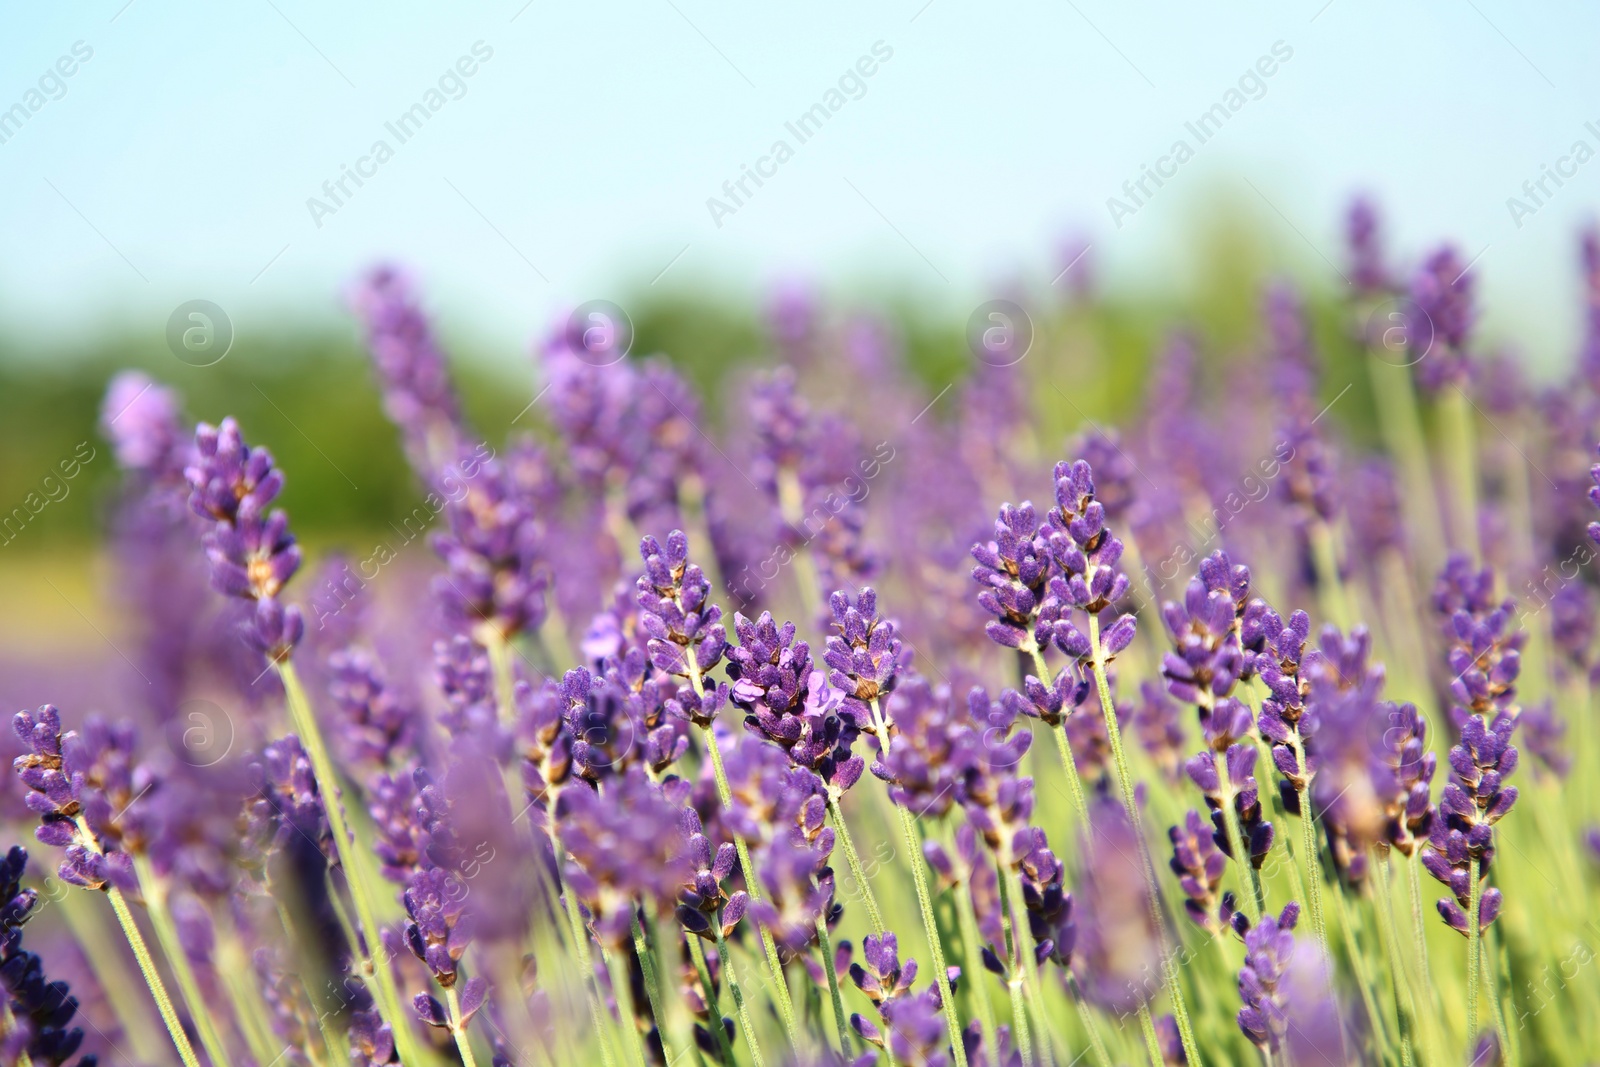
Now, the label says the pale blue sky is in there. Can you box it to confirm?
[2,0,1598,369]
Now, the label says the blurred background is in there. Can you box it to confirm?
[4,0,1599,692]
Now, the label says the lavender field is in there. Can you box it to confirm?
[3,192,1600,1067]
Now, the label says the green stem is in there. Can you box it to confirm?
[688,934,740,1067]
[1483,925,1516,1067]
[713,926,767,1067]
[446,985,482,1067]
[898,804,971,1067]
[130,856,235,1067]
[73,819,201,1067]
[1213,750,1265,924]
[214,915,284,1067]
[1086,613,1203,1067]
[1066,975,1112,1067]
[277,661,428,1067]
[1441,387,1482,562]
[949,834,1000,1063]
[606,947,651,1067]
[829,794,887,934]
[551,827,620,1067]
[60,888,173,1066]
[632,914,674,1067]
[1308,519,1353,631]
[815,917,853,1055]
[1373,853,1417,1067]
[1049,721,1093,840]
[993,866,1034,1067]
[1135,1004,1165,1067]
[1331,877,1388,1053]
[1366,347,1446,575]
[1293,776,1330,961]
[1468,856,1483,1047]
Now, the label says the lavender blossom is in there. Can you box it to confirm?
[1409,245,1477,392]
[824,588,908,744]
[431,450,550,643]
[636,531,729,682]
[1168,809,1232,934]
[185,417,305,658]
[1424,713,1517,936]
[1,847,99,1067]
[558,769,689,949]
[1235,902,1307,1055]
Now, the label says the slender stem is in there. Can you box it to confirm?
[949,836,999,1063]
[483,629,518,726]
[1373,853,1417,1067]
[1483,924,1516,1067]
[993,866,1035,1067]
[131,856,235,1067]
[828,795,887,934]
[815,917,853,1055]
[1049,722,1093,841]
[1407,851,1444,1055]
[606,947,651,1067]
[1293,774,1330,960]
[713,926,767,1067]
[997,865,1056,1067]
[632,913,675,1067]
[73,818,201,1067]
[1467,856,1483,1045]
[1366,348,1446,575]
[276,661,428,1067]
[688,935,740,1067]
[1135,1004,1165,1067]
[1066,976,1112,1067]
[897,804,970,1067]
[1441,387,1482,562]
[1213,750,1265,924]
[214,915,284,1067]
[1308,519,1353,631]
[1086,613,1203,1067]
[59,888,173,1066]
[446,985,482,1067]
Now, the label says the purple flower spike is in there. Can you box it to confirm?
[971,501,1053,651]
[1346,196,1391,298]
[636,530,728,681]
[824,588,908,740]
[404,867,473,988]
[1044,459,1132,619]
[1,848,97,1067]
[1168,810,1230,934]
[185,417,305,659]
[1409,245,1477,392]
[1236,903,1324,1055]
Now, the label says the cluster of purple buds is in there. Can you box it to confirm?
[824,588,908,745]
[328,646,417,770]
[1159,552,1258,727]
[558,658,689,785]
[1254,607,1318,798]
[727,611,864,795]
[675,808,748,942]
[404,866,489,1029]
[1168,809,1234,935]
[970,501,1054,653]
[636,531,729,685]
[1408,245,1477,392]
[1185,740,1275,870]
[749,834,838,958]
[12,706,137,892]
[511,678,576,829]
[924,824,1004,955]
[349,266,467,478]
[849,933,953,1067]
[1424,713,1517,936]
[431,449,550,644]
[185,418,305,658]
[557,769,689,949]
[1372,702,1436,857]
[1,847,99,1067]
[1235,902,1304,1054]
[1433,555,1524,724]
[1044,460,1133,619]
[245,735,328,863]
[1346,196,1392,299]
[1014,830,1076,970]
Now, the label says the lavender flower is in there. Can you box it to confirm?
[1410,245,1476,392]
[1185,742,1275,869]
[1235,902,1306,1054]
[185,417,305,658]
[970,502,1052,652]
[1346,196,1391,298]
[1433,555,1524,724]
[1423,713,1517,937]
[1373,702,1436,857]
[1,847,99,1067]
[1043,461,1135,650]
[12,706,137,891]
[431,450,550,643]
[1168,809,1232,934]
[824,588,908,744]
[558,769,689,949]
[637,531,729,682]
